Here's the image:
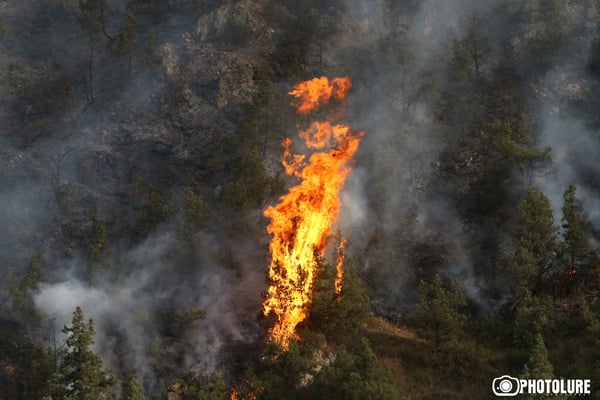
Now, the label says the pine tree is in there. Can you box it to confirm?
[522,334,565,400]
[513,290,552,347]
[308,258,370,344]
[500,188,558,297]
[415,274,467,357]
[523,333,553,377]
[86,210,112,282]
[449,14,491,82]
[490,117,551,184]
[122,376,146,400]
[10,253,46,319]
[57,306,116,400]
[560,184,598,289]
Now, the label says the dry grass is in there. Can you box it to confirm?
[363,316,507,399]
[364,316,424,342]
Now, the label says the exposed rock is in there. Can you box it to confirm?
[167,381,188,400]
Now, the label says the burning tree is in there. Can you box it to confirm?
[262,76,364,349]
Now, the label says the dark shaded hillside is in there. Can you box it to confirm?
[1,0,600,399]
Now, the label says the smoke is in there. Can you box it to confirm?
[325,0,502,313]
[0,0,272,395]
[534,107,600,224]
[33,229,265,390]
[534,72,600,233]
[4,0,600,396]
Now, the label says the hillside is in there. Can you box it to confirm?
[1,0,600,399]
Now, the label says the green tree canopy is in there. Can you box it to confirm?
[499,188,559,297]
[560,185,598,282]
[521,334,565,400]
[56,306,116,400]
[415,274,467,357]
[122,376,146,400]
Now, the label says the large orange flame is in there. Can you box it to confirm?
[262,76,364,349]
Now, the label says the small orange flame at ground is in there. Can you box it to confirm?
[230,385,262,400]
[262,76,364,349]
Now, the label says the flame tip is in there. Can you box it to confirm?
[264,76,362,348]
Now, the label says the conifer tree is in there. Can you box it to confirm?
[10,253,46,319]
[513,290,552,347]
[500,188,558,297]
[415,274,467,357]
[57,306,116,400]
[522,334,565,400]
[122,376,146,400]
[561,184,597,285]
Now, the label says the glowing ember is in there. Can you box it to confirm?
[230,385,261,400]
[262,76,364,349]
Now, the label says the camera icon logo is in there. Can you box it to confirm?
[492,375,521,397]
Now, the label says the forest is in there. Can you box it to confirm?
[1,0,600,399]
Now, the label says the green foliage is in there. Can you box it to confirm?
[471,117,549,217]
[233,256,396,399]
[513,291,553,347]
[252,65,275,108]
[449,18,491,81]
[310,338,399,400]
[249,334,398,400]
[86,210,112,281]
[309,259,370,344]
[55,306,117,400]
[187,374,230,400]
[122,376,146,400]
[499,188,558,296]
[579,299,600,333]
[560,185,598,282]
[178,183,210,240]
[10,253,46,319]
[521,334,562,400]
[527,0,568,64]
[217,100,283,212]
[415,275,467,356]
[173,307,206,328]
[490,118,551,172]
[264,1,317,76]
[27,347,56,400]
[220,149,273,211]
[258,339,319,395]
[133,187,172,239]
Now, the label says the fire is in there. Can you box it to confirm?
[230,384,262,400]
[335,239,347,296]
[262,76,364,349]
[289,76,352,114]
